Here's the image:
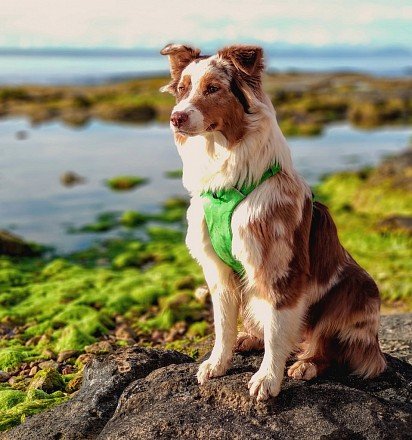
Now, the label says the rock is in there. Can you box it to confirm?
[61,365,75,375]
[57,350,79,363]
[15,130,28,140]
[85,340,114,355]
[28,368,65,393]
[379,314,412,364]
[4,316,412,440]
[41,348,56,360]
[38,360,58,370]
[0,230,38,257]
[370,147,412,191]
[114,324,136,341]
[76,353,92,366]
[378,216,412,234]
[66,373,83,393]
[0,371,10,382]
[28,366,38,377]
[4,347,193,440]
[60,171,86,187]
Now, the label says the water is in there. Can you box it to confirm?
[0,117,410,253]
[0,52,410,85]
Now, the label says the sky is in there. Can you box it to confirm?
[0,0,411,49]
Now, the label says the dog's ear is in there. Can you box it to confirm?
[218,45,264,77]
[160,43,201,94]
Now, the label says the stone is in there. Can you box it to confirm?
[61,365,75,375]
[57,350,79,363]
[4,347,193,440]
[0,230,38,257]
[0,371,10,383]
[85,340,114,355]
[38,360,58,370]
[60,171,86,187]
[28,368,65,393]
[28,366,38,377]
[114,325,136,341]
[4,316,412,440]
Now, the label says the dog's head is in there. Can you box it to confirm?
[160,44,264,146]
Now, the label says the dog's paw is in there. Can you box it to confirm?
[235,332,264,352]
[197,358,229,385]
[287,360,318,381]
[248,369,281,401]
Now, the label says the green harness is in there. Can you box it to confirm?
[201,164,281,274]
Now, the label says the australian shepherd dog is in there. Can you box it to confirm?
[160,44,386,401]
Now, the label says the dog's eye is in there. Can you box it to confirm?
[206,85,219,95]
[178,85,185,93]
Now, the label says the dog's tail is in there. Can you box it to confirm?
[341,333,387,378]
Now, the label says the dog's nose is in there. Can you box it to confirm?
[170,111,188,128]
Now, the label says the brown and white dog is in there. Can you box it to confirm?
[160,43,386,401]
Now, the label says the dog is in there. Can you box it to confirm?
[160,43,386,401]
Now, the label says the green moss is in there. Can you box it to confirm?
[77,212,119,233]
[0,348,38,372]
[54,325,97,353]
[120,210,149,227]
[105,176,148,191]
[165,170,183,179]
[187,321,208,337]
[0,385,67,431]
[0,388,26,410]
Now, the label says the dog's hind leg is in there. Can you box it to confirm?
[288,335,333,380]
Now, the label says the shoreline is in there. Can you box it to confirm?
[1,71,411,136]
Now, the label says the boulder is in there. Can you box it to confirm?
[0,230,39,257]
[2,348,192,440]
[3,315,411,440]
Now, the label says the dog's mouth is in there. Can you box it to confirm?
[174,123,218,136]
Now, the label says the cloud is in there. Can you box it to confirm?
[0,0,411,48]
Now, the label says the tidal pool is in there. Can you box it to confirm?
[0,117,410,252]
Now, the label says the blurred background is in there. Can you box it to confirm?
[0,0,411,430]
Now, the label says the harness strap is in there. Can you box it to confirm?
[201,163,281,274]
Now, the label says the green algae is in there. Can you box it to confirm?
[165,169,183,179]
[105,176,148,191]
[0,348,39,372]
[0,385,68,431]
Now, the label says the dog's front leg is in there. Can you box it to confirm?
[197,283,239,384]
[186,196,239,384]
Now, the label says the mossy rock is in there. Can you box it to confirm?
[95,103,157,123]
[28,369,65,394]
[120,210,149,227]
[0,230,40,257]
[106,176,148,191]
[165,170,183,179]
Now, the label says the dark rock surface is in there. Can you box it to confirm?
[3,315,412,440]
[1,348,192,440]
[0,230,39,256]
